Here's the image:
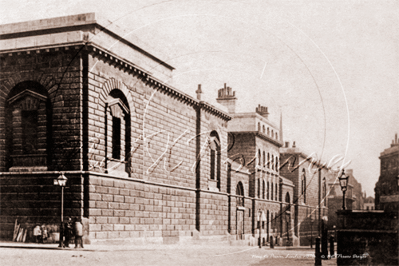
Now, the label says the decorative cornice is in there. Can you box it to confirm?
[1,42,231,121]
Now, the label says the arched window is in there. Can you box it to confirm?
[236,181,244,207]
[275,183,278,201]
[267,153,270,168]
[267,128,270,136]
[258,149,261,166]
[210,131,221,189]
[262,125,265,133]
[257,179,261,198]
[258,122,261,131]
[285,192,290,204]
[276,133,278,140]
[6,81,51,169]
[271,129,274,137]
[107,90,131,172]
[301,169,306,204]
[267,181,270,200]
[262,180,265,199]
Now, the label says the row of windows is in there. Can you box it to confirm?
[257,149,279,172]
[257,178,279,201]
[257,122,278,140]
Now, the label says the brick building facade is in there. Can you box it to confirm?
[279,144,331,245]
[216,85,295,245]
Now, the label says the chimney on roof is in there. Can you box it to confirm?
[196,84,202,101]
[216,83,237,113]
[391,133,399,147]
[255,104,269,118]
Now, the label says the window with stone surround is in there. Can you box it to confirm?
[210,131,221,190]
[257,178,261,198]
[267,181,270,200]
[236,181,244,207]
[263,151,266,167]
[6,81,50,170]
[106,90,130,174]
[271,181,274,200]
[262,180,265,199]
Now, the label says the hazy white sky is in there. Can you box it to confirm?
[1,0,398,197]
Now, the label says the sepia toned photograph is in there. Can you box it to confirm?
[0,1,398,265]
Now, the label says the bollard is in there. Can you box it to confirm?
[329,237,334,258]
[270,236,274,249]
[315,237,321,266]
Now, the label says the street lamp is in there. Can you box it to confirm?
[310,214,314,248]
[338,169,349,210]
[54,173,67,248]
[258,210,262,248]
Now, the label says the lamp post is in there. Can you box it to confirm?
[310,214,314,248]
[338,169,349,210]
[54,173,67,248]
[258,210,262,248]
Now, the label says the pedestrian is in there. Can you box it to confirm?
[64,217,72,248]
[73,219,84,248]
[33,225,41,243]
[41,225,48,243]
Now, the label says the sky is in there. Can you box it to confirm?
[1,0,398,197]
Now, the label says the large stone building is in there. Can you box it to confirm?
[375,134,399,212]
[216,85,294,245]
[0,13,240,244]
[0,13,301,245]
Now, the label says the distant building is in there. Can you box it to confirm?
[363,196,375,210]
[375,134,399,212]
[327,169,364,229]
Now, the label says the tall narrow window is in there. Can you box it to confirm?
[267,153,270,168]
[275,183,278,201]
[22,110,38,154]
[210,131,221,189]
[271,155,274,170]
[267,181,269,200]
[258,122,261,131]
[258,149,261,166]
[263,151,266,167]
[271,182,274,201]
[112,116,121,159]
[237,182,244,207]
[258,179,261,198]
[263,180,265,199]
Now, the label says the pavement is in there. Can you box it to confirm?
[0,241,338,266]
